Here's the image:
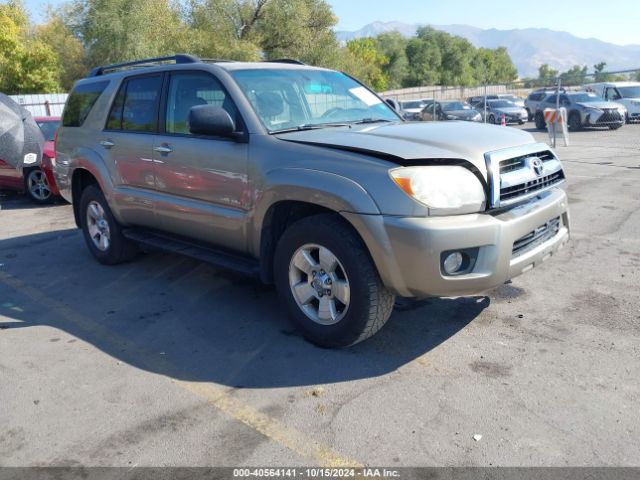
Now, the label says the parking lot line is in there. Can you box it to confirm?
[0,270,362,468]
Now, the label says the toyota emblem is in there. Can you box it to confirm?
[527,157,544,177]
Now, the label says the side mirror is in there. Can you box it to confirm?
[384,98,400,113]
[189,105,236,138]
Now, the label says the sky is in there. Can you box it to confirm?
[330,0,639,46]
[23,0,640,46]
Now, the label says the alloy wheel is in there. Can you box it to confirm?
[288,243,351,325]
[27,169,51,201]
[86,200,111,251]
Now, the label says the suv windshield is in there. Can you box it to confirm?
[402,101,426,109]
[442,102,470,111]
[618,86,640,98]
[231,68,400,132]
[570,93,600,103]
[488,100,515,108]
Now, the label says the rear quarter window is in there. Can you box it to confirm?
[62,81,109,127]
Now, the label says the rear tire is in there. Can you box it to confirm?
[274,214,395,348]
[24,168,54,205]
[79,185,137,265]
[488,114,495,124]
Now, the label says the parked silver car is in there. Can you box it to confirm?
[524,88,563,121]
[534,92,626,130]
[472,99,529,124]
[420,100,482,122]
[400,99,431,120]
[55,55,570,347]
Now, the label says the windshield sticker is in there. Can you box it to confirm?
[349,87,382,106]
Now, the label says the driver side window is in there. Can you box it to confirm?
[166,72,238,135]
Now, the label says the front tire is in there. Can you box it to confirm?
[79,185,137,265]
[274,214,395,348]
[535,112,546,130]
[568,112,582,132]
[24,168,53,204]
[488,114,495,124]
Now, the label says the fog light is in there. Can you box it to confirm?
[443,252,464,274]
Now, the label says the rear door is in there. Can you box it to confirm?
[101,74,163,227]
[152,70,250,251]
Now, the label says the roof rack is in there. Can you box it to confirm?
[88,54,201,77]
[266,59,306,65]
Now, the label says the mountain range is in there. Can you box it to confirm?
[336,22,640,78]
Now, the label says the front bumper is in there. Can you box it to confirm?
[583,110,625,127]
[343,188,569,298]
[41,157,60,196]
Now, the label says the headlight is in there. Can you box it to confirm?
[586,107,602,113]
[389,166,486,215]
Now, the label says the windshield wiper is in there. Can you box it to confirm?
[352,118,393,125]
[271,122,351,134]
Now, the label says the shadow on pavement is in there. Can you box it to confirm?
[0,191,66,210]
[0,228,490,388]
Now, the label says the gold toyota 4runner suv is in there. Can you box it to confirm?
[54,55,570,347]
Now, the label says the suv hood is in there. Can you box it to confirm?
[277,121,536,172]
[578,101,623,109]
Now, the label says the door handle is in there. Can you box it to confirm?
[100,140,115,148]
[153,145,173,154]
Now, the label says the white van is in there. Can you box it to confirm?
[584,82,640,123]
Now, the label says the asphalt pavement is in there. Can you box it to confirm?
[1,123,639,467]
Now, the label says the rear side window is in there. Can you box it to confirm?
[62,81,109,127]
[106,75,162,132]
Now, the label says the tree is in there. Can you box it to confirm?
[403,35,441,87]
[593,61,609,82]
[346,38,389,91]
[67,0,192,66]
[537,64,559,86]
[374,32,408,89]
[0,1,62,93]
[560,65,587,86]
[36,12,88,90]
[188,0,340,66]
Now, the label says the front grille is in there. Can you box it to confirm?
[501,170,565,202]
[499,150,554,174]
[597,109,622,124]
[512,217,561,257]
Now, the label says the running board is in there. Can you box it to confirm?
[122,229,260,276]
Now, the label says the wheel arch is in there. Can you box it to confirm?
[252,168,381,284]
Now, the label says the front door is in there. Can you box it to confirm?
[101,73,163,227]
[152,71,250,252]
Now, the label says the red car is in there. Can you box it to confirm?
[0,116,61,204]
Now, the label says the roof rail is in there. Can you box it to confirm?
[88,54,201,77]
[199,58,238,63]
[266,59,306,65]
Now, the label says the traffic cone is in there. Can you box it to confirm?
[500,114,506,126]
